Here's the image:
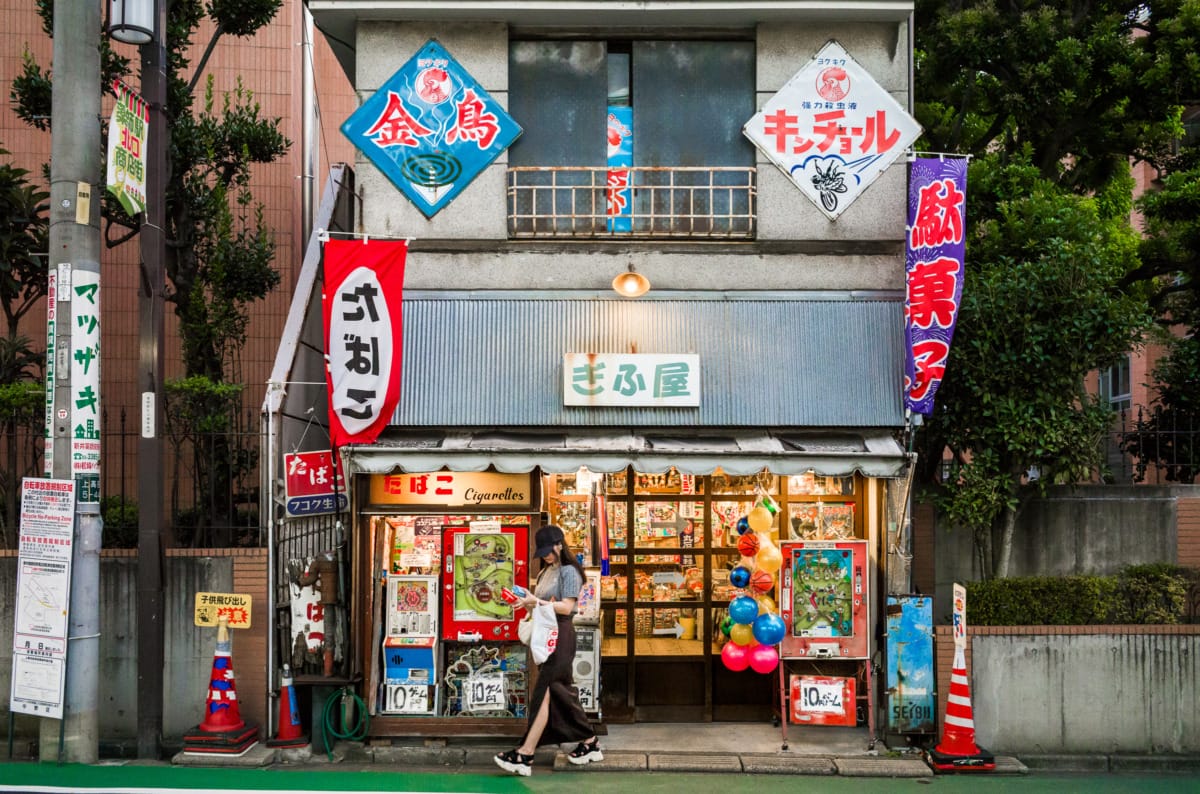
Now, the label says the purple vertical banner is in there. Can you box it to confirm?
[904,157,968,415]
[606,106,633,233]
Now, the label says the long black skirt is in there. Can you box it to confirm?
[524,614,592,747]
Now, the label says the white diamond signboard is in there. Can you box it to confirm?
[744,40,921,219]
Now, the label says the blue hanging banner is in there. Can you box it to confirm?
[606,106,633,233]
[341,40,523,218]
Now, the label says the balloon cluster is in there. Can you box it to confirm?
[719,497,786,675]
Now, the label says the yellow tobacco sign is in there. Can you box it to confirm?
[193,592,252,629]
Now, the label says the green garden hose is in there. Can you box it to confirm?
[321,686,369,761]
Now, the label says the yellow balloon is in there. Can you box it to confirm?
[756,541,783,574]
[730,622,755,647]
[756,594,777,614]
[747,506,772,533]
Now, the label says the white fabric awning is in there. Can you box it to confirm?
[343,429,908,478]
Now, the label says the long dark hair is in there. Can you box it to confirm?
[555,537,586,580]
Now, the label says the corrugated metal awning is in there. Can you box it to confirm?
[344,428,907,478]
[393,292,905,428]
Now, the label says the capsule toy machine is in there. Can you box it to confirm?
[380,574,439,715]
[779,540,869,660]
[442,518,530,643]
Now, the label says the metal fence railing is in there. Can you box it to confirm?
[507,166,756,239]
[0,406,263,549]
[1109,407,1200,485]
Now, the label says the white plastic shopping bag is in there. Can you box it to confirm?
[529,602,559,665]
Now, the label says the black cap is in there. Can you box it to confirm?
[534,525,565,559]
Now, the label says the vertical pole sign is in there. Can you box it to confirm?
[42,272,57,476]
[952,583,967,650]
[70,269,102,504]
[10,478,76,718]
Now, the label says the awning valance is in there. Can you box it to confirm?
[343,429,908,479]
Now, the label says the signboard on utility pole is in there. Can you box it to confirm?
[9,478,76,719]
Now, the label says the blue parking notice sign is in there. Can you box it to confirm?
[341,39,522,218]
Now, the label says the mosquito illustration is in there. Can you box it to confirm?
[811,161,849,212]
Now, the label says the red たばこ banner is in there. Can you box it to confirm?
[322,239,407,447]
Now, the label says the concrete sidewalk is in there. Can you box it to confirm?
[187,723,1026,778]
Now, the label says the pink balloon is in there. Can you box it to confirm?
[721,640,751,672]
[748,643,779,674]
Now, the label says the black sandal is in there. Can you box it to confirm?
[567,737,603,765]
[494,748,534,776]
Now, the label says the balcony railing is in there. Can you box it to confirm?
[507,166,756,239]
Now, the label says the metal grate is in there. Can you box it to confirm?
[507,166,756,239]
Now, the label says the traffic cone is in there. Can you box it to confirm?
[266,665,308,749]
[182,616,259,755]
[926,645,994,772]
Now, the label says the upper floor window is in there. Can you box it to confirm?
[1099,355,1132,412]
[507,39,756,239]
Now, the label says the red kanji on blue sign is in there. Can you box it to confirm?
[341,40,522,218]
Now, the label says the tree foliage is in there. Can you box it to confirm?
[912,1,1200,576]
[11,0,288,382]
[0,148,49,340]
[915,155,1152,576]
[914,0,1200,192]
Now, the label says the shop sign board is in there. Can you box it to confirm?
[462,671,506,713]
[340,39,522,218]
[743,40,921,220]
[284,450,347,517]
[563,353,700,407]
[10,477,75,719]
[70,269,101,502]
[789,674,856,726]
[193,592,253,629]
[369,472,534,508]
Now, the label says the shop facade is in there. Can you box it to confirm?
[269,0,918,742]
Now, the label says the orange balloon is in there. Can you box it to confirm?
[750,569,775,593]
[737,532,760,558]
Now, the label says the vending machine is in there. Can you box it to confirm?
[778,539,869,659]
[380,574,439,715]
[442,520,530,643]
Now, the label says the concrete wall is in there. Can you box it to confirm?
[936,625,1200,754]
[2,549,269,743]
[928,485,1199,623]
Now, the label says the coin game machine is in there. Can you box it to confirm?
[381,575,439,715]
[440,518,532,718]
[778,539,870,728]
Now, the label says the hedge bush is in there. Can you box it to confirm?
[966,564,1198,626]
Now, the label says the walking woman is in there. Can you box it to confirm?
[494,525,602,776]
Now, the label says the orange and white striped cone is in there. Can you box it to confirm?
[926,645,995,772]
[182,616,260,755]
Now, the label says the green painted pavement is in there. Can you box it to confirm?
[0,762,528,793]
[3,763,1199,794]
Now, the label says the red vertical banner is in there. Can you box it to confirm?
[322,239,407,447]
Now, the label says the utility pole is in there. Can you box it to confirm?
[42,0,102,764]
[136,0,168,759]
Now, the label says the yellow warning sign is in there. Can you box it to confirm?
[193,592,252,629]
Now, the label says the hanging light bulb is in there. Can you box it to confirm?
[612,264,650,298]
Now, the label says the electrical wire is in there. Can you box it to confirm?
[321,686,369,761]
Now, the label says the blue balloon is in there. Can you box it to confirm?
[729,565,752,589]
[735,516,751,535]
[752,612,786,646]
[728,595,760,625]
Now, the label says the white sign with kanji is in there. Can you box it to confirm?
[563,353,700,407]
[743,40,921,220]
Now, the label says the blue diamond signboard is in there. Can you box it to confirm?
[341,39,522,218]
